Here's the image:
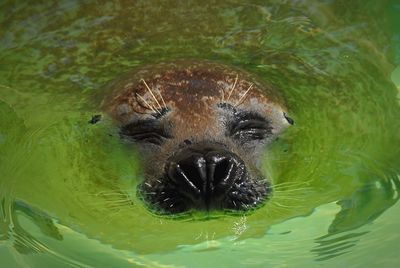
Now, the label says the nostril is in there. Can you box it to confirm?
[167,162,201,202]
[179,164,198,178]
[177,164,199,193]
[179,161,205,191]
[167,155,207,200]
[165,146,243,210]
[213,158,231,184]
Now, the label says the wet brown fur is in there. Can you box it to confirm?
[103,60,288,144]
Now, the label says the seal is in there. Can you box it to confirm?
[103,60,293,214]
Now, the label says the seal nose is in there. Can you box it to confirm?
[166,143,243,210]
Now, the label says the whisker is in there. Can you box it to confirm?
[273,185,313,191]
[103,209,124,225]
[274,190,305,195]
[273,201,302,209]
[135,93,160,114]
[269,204,292,212]
[92,191,129,195]
[275,180,312,185]
[272,195,304,201]
[273,182,313,188]
[156,88,167,109]
[106,203,134,210]
[83,191,129,197]
[277,183,309,190]
[106,199,133,204]
[86,198,131,205]
[144,191,157,196]
[227,74,238,101]
[86,198,135,210]
[273,180,313,188]
[235,84,253,107]
[273,187,312,192]
[141,79,163,111]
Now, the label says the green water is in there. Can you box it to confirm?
[1,0,400,267]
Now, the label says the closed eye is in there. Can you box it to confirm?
[120,120,171,145]
[228,113,272,143]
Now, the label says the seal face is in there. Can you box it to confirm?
[104,61,292,214]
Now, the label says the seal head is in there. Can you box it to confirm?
[104,61,292,214]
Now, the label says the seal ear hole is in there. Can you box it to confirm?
[183,139,192,145]
[283,112,294,125]
[88,114,102,124]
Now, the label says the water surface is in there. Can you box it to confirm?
[1,0,399,267]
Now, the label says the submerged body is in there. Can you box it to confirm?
[104,61,292,214]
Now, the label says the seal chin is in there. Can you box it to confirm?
[223,175,270,211]
[138,172,271,215]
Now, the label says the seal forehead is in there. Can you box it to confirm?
[104,61,286,127]
[152,69,223,112]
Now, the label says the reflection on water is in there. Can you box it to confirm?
[1,0,400,267]
[312,177,399,260]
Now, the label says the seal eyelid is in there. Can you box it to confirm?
[234,111,269,122]
[119,119,172,145]
[228,112,272,142]
[230,119,272,135]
